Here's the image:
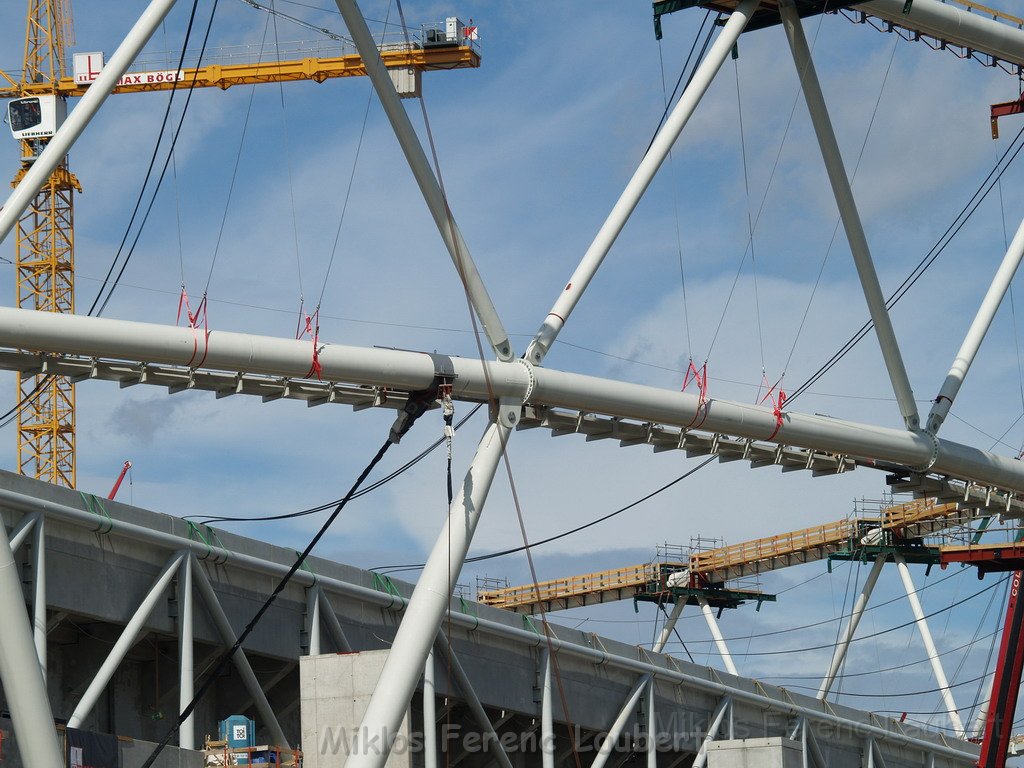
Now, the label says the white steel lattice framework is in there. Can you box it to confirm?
[1,1,1024,767]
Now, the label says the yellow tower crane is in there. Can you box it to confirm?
[0,2,480,488]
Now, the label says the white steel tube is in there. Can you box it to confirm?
[646,679,657,768]
[698,596,738,676]
[347,421,510,768]
[331,0,512,362]
[8,511,38,553]
[691,696,731,768]
[972,679,992,739]
[191,558,290,748]
[0,509,63,768]
[0,0,179,245]
[316,586,353,652]
[178,554,195,750]
[436,631,515,768]
[894,553,964,734]
[817,554,886,698]
[0,493,981,764]
[855,0,1024,67]
[927,214,1024,434]
[779,0,919,431]
[591,678,648,768]
[590,598,685,768]
[32,517,46,678]
[8,308,1024,492]
[654,601,685,653]
[424,647,437,768]
[542,649,554,768]
[68,553,184,728]
[524,0,760,366]
[307,587,322,656]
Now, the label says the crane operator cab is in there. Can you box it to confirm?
[8,95,66,142]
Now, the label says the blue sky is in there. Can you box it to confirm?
[3,0,1024,740]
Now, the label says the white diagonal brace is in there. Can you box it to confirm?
[590,601,685,768]
[68,552,185,727]
[32,518,47,679]
[697,596,738,676]
[894,553,964,734]
[346,420,510,768]
[436,630,515,768]
[779,0,919,431]
[525,0,760,367]
[0,0,180,245]
[331,0,512,361]
[315,585,353,652]
[817,553,886,698]
[926,213,1024,434]
[691,696,731,768]
[0,507,63,768]
[191,556,290,748]
[8,511,38,552]
[542,649,555,768]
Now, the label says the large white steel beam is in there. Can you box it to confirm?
[31,518,46,677]
[178,554,195,750]
[3,307,1024,492]
[926,213,1024,434]
[68,553,184,728]
[524,0,760,366]
[817,554,886,699]
[894,553,964,734]
[346,421,510,768]
[697,596,738,676]
[330,0,512,362]
[0,512,63,768]
[855,0,1024,67]
[191,557,290,748]
[0,0,180,245]
[780,0,919,431]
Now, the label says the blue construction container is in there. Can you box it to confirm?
[219,715,256,750]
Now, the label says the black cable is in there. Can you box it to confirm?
[645,11,715,155]
[788,121,1024,404]
[190,404,482,525]
[141,391,441,767]
[88,0,221,317]
[371,455,717,573]
[660,571,1003,655]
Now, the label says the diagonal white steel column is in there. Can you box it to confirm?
[347,421,510,768]
[178,554,195,750]
[541,649,554,768]
[191,556,290,748]
[893,553,964,734]
[691,696,731,768]
[32,517,46,678]
[315,585,353,652]
[8,511,38,553]
[646,679,657,768]
[68,552,184,728]
[525,0,760,366]
[436,630,515,768]
[817,554,886,698]
[0,0,180,245]
[331,0,512,361]
[590,601,684,768]
[697,596,738,676]
[779,0,919,431]
[423,647,437,768]
[926,214,1024,434]
[306,586,322,656]
[0,512,63,768]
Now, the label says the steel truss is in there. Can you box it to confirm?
[0,497,980,765]
[0,0,1023,765]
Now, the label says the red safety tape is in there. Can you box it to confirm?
[681,360,709,429]
[299,308,322,381]
[177,287,209,369]
[759,373,786,441]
